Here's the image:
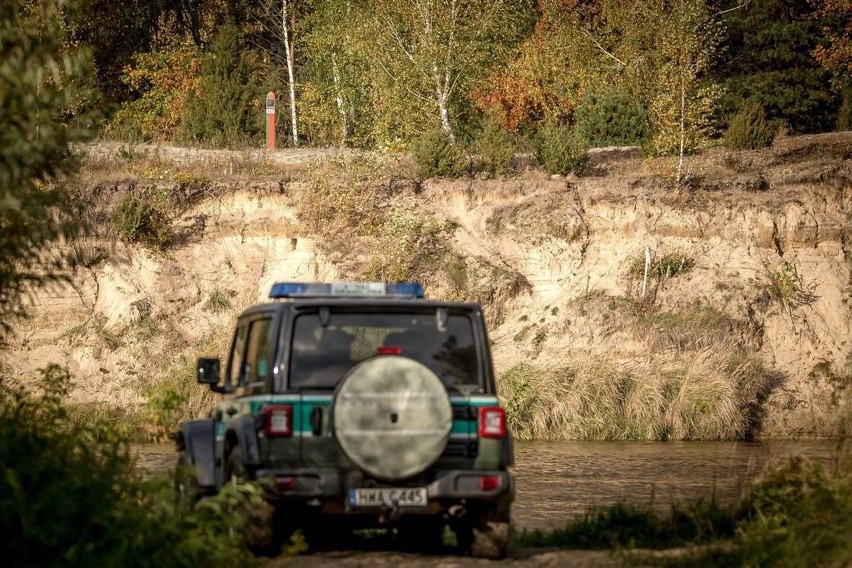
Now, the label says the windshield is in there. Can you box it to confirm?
[288,312,481,390]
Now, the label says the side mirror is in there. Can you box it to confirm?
[197,358,221,385]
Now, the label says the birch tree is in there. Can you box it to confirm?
[301,0,370,145]
[358,0,534,143]
[254,0,309,146]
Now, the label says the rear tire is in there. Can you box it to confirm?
[396,517,445,553]
[458,505,510,559]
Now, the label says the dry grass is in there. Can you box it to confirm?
[76,142,299,183]
[500,298,775,441]
[499,345,773,441]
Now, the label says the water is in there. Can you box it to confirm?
[511,440,840,529]
[134,440,840,530]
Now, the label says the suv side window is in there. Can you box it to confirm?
[244,318,273,386]
[228,324,248,387]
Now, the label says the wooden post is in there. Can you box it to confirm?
[265,91,276,151]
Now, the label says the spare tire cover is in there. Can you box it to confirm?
[333,356,452,480]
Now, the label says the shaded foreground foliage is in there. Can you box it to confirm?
[0,365,257,567]
[0,0,90,333]
[516,444,852,567]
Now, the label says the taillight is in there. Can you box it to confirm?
[377,346,402,355]
[479,475,500,491]
[477,406,506,438]
[274,476,296,491]
[264,405,293,437]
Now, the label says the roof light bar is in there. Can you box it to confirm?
[269,281,425,299]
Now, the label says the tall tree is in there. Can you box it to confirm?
[254,0,311,146]
[0,0,90,334]
[177,24,263,146]
[356,0,535,143]
[813,0,852,128]
[648,0,722,167]
[716,0,841,133]
[301,0,372,146]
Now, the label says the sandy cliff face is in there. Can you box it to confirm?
[4,134,850,438]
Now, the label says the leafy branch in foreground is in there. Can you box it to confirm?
[0,1,92,334]
[0,364,258,567]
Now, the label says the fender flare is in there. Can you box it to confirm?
[227,414,262,468]
[176,419,216,490]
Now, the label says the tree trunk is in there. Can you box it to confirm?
[677,69,686,183]
[332,53,347,145]
[433,62,454,142]
[282,0,298,146]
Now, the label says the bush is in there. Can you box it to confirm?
[472,119,515,176]
[411,127,469,178]
[177,25,263,147]
[681,450,852,567]
[574,90,648,148]
[106,44,201,142]
[534,122,589,176]
[0,365,257,567]
[515,499,735,550]
[724,102,776,150]
[112,194,171,249]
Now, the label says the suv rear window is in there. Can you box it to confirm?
[289,312,480,390]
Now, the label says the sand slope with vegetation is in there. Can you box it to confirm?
[4,132,851,441]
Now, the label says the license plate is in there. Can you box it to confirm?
[349,487,428,507]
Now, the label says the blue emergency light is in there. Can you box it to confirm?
[269,281,425,299]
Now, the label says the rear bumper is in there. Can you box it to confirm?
[254,468,513,511]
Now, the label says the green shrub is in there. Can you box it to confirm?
[472,119,515,176]
[574,90,649,148]
[515,499,734,550]
[680,451,852,567]
[0,365,257,567]
[534,122,589,176]
[411,127,469,178]
[112,194,171,249]
[763,260,818,314]
[177,25,264,147]
[724,102,776,150]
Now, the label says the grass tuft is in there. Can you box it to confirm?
[499,300,774,441]
[514,499,735,550]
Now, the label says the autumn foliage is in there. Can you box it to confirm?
[471,17,576,133]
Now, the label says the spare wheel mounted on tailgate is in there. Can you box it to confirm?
[333,356,453,480]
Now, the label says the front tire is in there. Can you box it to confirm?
[175,449,199,507]
[225,444,248,483]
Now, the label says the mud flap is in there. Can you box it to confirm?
[177,419,216,491]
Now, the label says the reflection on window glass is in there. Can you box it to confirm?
[289,312,480,390]
[245,319,272,383]
[229,325,248,385]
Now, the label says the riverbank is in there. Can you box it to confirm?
[133,439,842,532]
[4,133,851,441]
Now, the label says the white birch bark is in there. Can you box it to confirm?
[332,54,347,145]
[282,0,298,146]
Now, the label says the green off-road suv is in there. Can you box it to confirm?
[176,281,514,557]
